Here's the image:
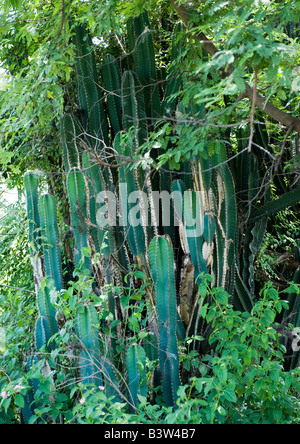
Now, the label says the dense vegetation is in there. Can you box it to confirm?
[0,0,299,424]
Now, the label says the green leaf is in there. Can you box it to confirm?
[15,394,25,408]
[216,366,228,385]
[214,288,229,305]
[222,387,237,403]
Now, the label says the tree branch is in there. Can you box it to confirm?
[170,0,300,132]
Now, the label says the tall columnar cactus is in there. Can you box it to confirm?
[161,22,184,119]
[101,55,122,136]
[75,303,102,386]
[183,190,207,281]
[127,14,161,124]
[22,356,40,424]
[73,25,109,148]
[121,70,148,148]
[38,194,63,291]
[61,114,82,172]
[149,236,181,408]
[37,286,58,339]
[126,343,147,412]
[67,168,91,271]
[24,171,44,294]
[35,315,52,351]
[82,152,115,259]
[24,171,41,254]
[115,132,146,257]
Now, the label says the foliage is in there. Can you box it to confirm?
[0,201,35,423]
[1,275,299,424]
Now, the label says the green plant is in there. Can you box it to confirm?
[23,172,41,255]
[8,8,299,425]
[67,169,91,271]
[38,194,63,291]
[126,343,147,412]
[75,303,102,387]
[149,236,181,408]
[176,279,300,424]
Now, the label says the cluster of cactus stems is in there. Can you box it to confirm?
[23,11,300,418]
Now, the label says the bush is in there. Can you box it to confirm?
[0,274,299,424]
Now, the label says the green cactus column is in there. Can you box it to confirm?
[114,132,146,257]
[67,168,91,272]
[24,171,41,254]
[73,25,109,148]
[24,171,44,293]
[101,55,122,136]
[60,114,82,173]
[126,343,147,412]
[38,194,63,291]
[149,235,181,408]
[75,303,102,386]
[127,13,161,126]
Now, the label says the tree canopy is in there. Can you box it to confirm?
[0,0,300,186]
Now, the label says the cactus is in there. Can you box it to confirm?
[73,25,109,148]
[126,343,147,412]
[24,171,41,254]
[37,286,58,338]
[61,114,82,172]
[101,355,122,402]
[183,190,207,281]
[38,194,63,291]
[35,315,52,351]
[67,168,91,271]
[22,12,300,410]
[82,152,115,259]
[249,186,300,222]
[161,23,183,118]
[127,14,160,124]
[101,55,122,135]
[22,356,40,424]
[115,132,146,256]
[121,70,148,148]
[75,303,102,386]
[149,236,181,408]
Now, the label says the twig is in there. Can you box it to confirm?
[0,284,35,294]
[56,0,65,40]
